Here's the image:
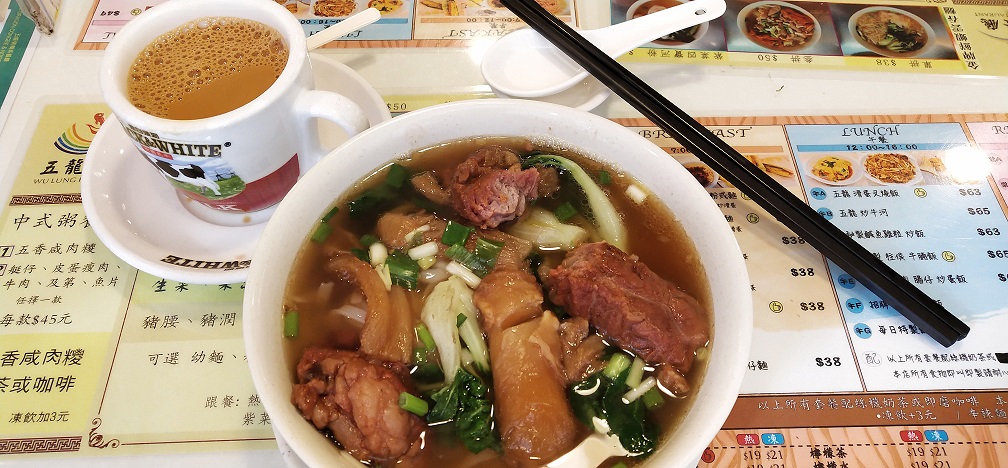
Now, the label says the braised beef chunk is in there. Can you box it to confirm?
[544,242,709,373]
[558,317,607,385]
[291,348,424,463]
[450,145,539,229]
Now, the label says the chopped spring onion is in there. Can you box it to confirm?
[310,223,333,243]
[376,263,392,291]
[417,255,437,270]
[322,205,340,222]
[598,169,612,185]
[416,323,436,350]
[625,357,646,388]
[398,392,429,416]
[445,237,503,277]
[408,241,439,261]
[283,311,299,338]
[473,237,504,268]
[456,312,467,327]
[369,242,388,267]
[445,243,485,276]
[553,201,578,222]
[405,225,431,245]
[623,376,657,404]
[603,352,632,380]
[610,463,628,468]
[625,184,648,204]
[642,386,665,409]
[441,220,474,246]
[386,250,420,290]
[446,261,481,288]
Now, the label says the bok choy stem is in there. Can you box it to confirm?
[522,154,627,250]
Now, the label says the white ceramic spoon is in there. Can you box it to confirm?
[480,0,726,98]
[305,8,382,50]
[546,418,630,468]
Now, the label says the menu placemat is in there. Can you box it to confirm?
[74,0,1008,76]
[1,103,1005,464]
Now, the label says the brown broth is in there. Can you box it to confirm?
[282,137,713,467]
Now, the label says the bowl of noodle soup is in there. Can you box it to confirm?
[849,6,934,58]
[244,99,752,468]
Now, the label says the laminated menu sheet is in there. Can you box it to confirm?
[76,0,1008,76]
[0,1,38,131]
[0,103,1006,464]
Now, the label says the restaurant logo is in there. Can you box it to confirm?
[54,112,105,154]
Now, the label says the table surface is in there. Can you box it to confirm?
[1,1,1007,467]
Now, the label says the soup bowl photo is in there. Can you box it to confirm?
[243,99,752,468]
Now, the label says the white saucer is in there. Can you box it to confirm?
[81,55,391,284]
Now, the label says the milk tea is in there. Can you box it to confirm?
[127,17,289,120]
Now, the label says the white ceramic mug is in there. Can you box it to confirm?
[100,0,368,225]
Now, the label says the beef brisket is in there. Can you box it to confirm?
[544,242,709,373]
[449,145,539,229]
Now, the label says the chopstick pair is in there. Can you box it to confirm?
[498,0,969,347]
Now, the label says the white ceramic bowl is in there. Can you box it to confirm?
[243,99,752,468]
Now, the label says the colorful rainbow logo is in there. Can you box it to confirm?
[54,113,106,154]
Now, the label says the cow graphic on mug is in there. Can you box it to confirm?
[141,154,246,202]
[152,160,222,196]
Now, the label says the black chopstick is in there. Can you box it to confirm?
[499,0,969,347]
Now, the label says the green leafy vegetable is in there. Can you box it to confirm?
[428,369,500,454]
[602,368,657,456]
[505,206,588,251]
[522,154,627,250]
[568,368,660,459]
[568,373,605,428]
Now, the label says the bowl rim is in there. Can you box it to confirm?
[243,99,753,468]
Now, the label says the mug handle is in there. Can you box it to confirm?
[294,90,370,171]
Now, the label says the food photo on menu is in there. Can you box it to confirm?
[610,0,959,60]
